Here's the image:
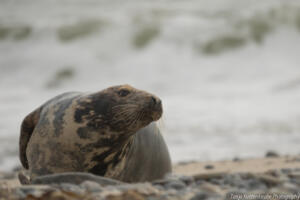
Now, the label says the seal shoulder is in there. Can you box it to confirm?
[19,91,81,169]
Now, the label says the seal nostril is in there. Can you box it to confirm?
[151,96,157,105]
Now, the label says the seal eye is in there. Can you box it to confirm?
[118,89,130,97]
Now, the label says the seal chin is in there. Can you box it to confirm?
[148,96,163,121]
[151,111,162,121]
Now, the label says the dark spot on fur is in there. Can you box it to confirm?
[111,151,122,167]
[89,162,109,176]
[77,127,93,139]
[47,141,86,171]
[75,138,112,154]
[82,134,126,151]
[53,97,74,137]
[35,110,50,137]
[29,143,48,177]
[68,150,86,171]
[48,142,68,167]
[75,143,94,153]
[89,148,116,176]
[74,94,114,129]
[32,167,53,176]
[30,144,41,166]
[87,136,132,176]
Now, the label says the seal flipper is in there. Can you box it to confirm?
[18,171,30,185]
[19,107,41,169]
[31,172,123,186]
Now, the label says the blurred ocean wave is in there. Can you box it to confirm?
[0,0,300,171]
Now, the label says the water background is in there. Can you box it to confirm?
[1,0,300,171]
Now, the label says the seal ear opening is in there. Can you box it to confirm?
[19,107,41,169]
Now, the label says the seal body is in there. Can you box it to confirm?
[117,123,171,182]
[19,85,171,182]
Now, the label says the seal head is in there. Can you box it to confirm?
[74,84,162,136]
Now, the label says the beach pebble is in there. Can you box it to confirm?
[178,175,194,185]
[165,180,186,190]
[15,185,54,198]
[190,192,209,200]
[198,182,224,196]
[281,168,292,174]
[245,179,267,190]
[80,180,103,192]
[223,174,243,186]
[58,183,85,194]
[281,182,299,192]
[289,178,300,186]
[152,174,185,187]
[153,184,165,191]
[208,178,224,185]
[287,172,300,180]
[195,180,206,185]
[115,183,160,196]
[255,174,282,186]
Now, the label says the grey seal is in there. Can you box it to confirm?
[19,84,171,183]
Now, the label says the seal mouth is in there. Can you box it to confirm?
[151,110,162,121]
[142,108,162,122]
[147,96,163,121]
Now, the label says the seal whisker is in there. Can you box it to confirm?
[114,109,136,116]
[122,109,140,126]
[126,111,140,124]
[112,107,138,116]
[122,114,136,125]
[111,111,137,126]
[130,110,143,127]
[112,104,139,110]
[113,109,137,118]
[112,104,138,107]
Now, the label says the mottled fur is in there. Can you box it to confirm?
[19,85,171,182]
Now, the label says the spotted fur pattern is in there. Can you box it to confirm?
[20,85,168,181]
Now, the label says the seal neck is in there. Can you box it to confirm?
[102,135,134,179]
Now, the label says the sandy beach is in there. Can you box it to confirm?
[174,155,300,177]
[1,155,300,199]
